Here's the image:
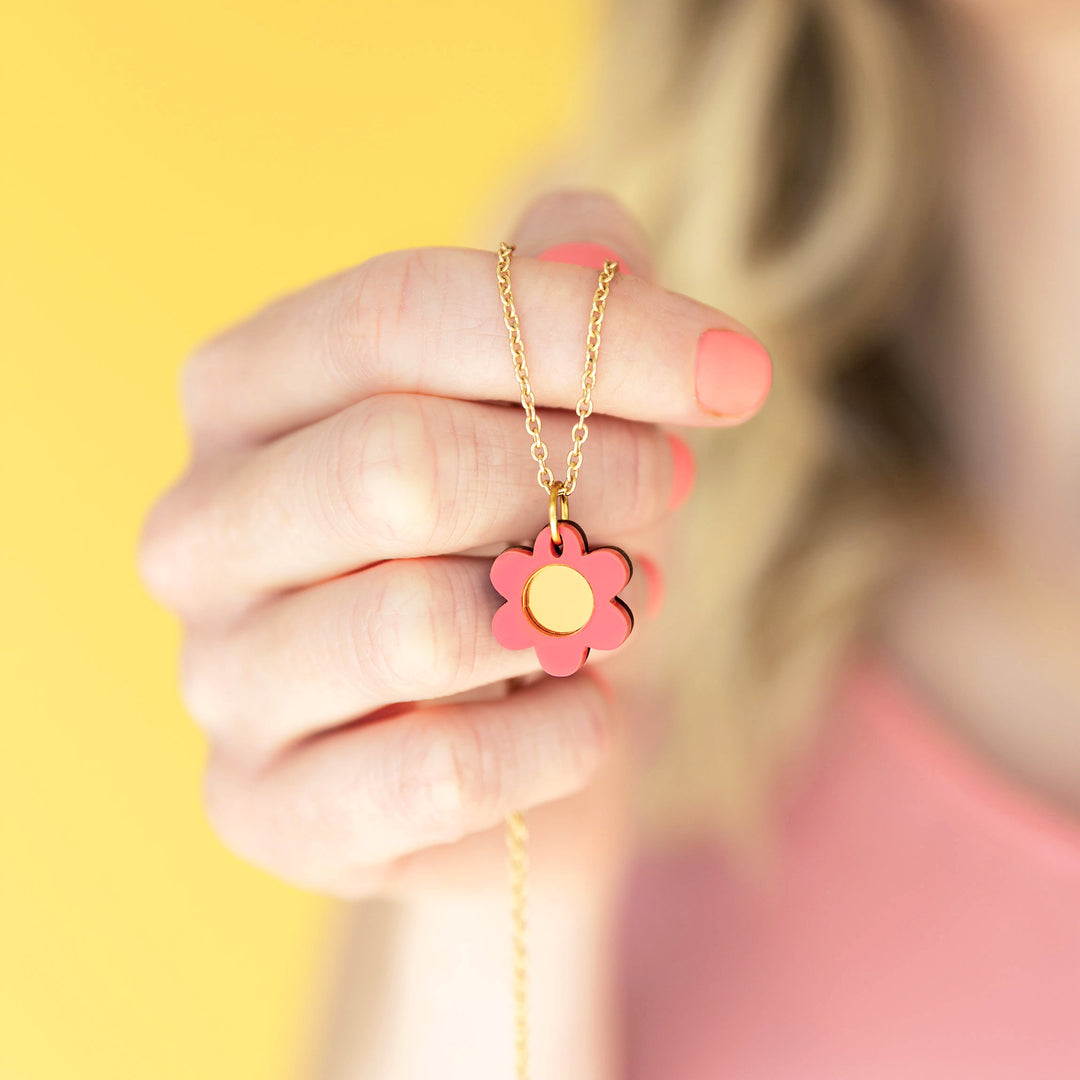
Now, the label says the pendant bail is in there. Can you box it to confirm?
[548,481,570,547]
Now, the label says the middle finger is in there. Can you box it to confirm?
[143,392,682,617]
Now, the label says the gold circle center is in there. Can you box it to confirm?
[523,565,594,636]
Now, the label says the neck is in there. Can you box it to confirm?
[878,8,1080,816]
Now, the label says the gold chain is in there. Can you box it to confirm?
[495,241,619,498]
[506,809,530,1080]
[497,242,619,1080]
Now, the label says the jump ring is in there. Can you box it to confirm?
[548,481,570,547]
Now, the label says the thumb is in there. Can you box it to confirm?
[506,189,655,281]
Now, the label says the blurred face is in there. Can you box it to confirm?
[933,0,1080,589]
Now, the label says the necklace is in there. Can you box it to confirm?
[491,242,634,677]
[492,241,634,1080]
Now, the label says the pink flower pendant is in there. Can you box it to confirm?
[490,521,633,677]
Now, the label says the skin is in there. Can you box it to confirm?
[139,4,1080,1076]
[141,190,768,1079]
[139,190,768,898]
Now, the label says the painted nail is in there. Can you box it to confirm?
[666,432,696,511]
[695,329,772,419]
[537,242,631,273]
[635,553,666,620]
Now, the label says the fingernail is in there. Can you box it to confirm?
[635,553,666,620]
[666,432,695,511]
[695,329,772,419]
[538,242,631,274]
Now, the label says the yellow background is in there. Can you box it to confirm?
[2,4,596,1076]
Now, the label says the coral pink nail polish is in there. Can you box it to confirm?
[635,553,666,620]
[695,329,772,419]
[666,432,696,511]
[538,242,630,273]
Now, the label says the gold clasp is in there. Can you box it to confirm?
[548,481,570,547]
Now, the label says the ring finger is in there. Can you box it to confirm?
[181,546,655,761]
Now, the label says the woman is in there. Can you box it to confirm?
[139,0,1080,1075]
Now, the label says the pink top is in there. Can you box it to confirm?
[616,654,1080,1078]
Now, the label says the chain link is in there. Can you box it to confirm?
[498,242,619,1080]
[496,241,619,498]
[506,809,530,1080]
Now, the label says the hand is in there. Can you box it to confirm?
[138,190,772,897]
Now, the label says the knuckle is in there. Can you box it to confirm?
[202,746,337,893]
[136,498,173,602]
[201,754,367,899]
[178,334,233,441]
[322,395,442,551]
[138,471,230,618]
[201,752,300,884]
[137,486,195,609]
[383,718,497,838]
[181,625,281,756]
[333,248,441,390]
[178,633,236,741]
[351,561,472,695]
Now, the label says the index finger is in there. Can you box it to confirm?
[182,246,772,453]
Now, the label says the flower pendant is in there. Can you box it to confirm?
[490,521,633,677]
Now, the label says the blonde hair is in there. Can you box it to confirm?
[483,0,944,854]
